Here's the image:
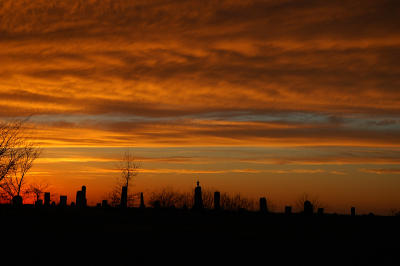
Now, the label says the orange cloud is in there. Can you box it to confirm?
[19,118,400,148]
[1,0,400,119]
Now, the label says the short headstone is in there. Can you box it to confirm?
[59,196,67,207]
[214,191,221,210]
[304,200,313,216]
[140,192,145,209]
[120,186,128,208]
[259,197,268,213]
[44,192,51,206]
[12,196,23,207]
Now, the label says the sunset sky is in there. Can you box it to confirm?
[1,0,400,214]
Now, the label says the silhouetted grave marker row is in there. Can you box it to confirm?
[8,182,361,216]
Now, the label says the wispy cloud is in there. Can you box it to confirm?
[138,168,328,175]
[360,168,400,175]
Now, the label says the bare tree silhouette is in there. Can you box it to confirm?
[220,192,257,211]
[0,120,41,202]
[27,180,49,202]
[149,187,180,208]
[109,150,140,207]
[0,120,24,183]
[119,150,140,188]
[201,189,214,209]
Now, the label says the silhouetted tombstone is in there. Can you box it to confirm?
[102,200,108,208]
[35,199,43,207]
[317,208,324,216]
[304,200,313,215]
[259,197,267,213]
[351,207,356,216]
[44,192,51,206]
[51,201,56,207]
[96,203,101,207]
[120,186,128,208]
[285,206,292,215]
[76,186,87,207]
[76,191,83,207]
[59,196,67,207]
[140,192,145,209]
[12,195,23,206]
[81,186,87,207]
[193,181,203,210]
[70,202,75,207]
[214,191,221,210]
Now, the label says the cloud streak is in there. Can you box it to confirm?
[360,168,400,175]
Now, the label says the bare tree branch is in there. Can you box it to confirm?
[0,119,41,201]
[27,181,49,202]
[108,150,141,207]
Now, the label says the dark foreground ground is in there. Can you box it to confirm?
[0,206,399,266]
